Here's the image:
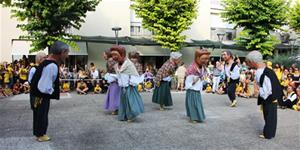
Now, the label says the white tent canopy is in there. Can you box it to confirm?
[11,40,48,55]
[11,40,88,56]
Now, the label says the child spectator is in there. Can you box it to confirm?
[94,83,102,94]
[76,79,88,95]
[12,79,23,95]
[61,81,70,93]
[23,81,30,94]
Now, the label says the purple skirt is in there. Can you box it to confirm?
[104,82,121,111]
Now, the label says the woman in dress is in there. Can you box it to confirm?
[103,50,121,115]
[185,49,210,123]
[110,46,144,122]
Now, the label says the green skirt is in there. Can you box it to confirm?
[118,86,144,121]
[152,81,173,106]
[185,89,206,122]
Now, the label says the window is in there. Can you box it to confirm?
[130,24,152,37]
[211,28,236,41]
[130,26,141,36]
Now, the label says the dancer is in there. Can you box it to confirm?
[245,51,283,139]
[185,49,210,123]
[222,50,240,107]
[152,52,182,110]
[103,50,121,115]
[30,41,69,142]
[129,51,144,91]
[110,46,144,122]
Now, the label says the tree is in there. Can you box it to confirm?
[221,0,290,56]
[290,0,300,33]
[0,0,11,6]
[11,0,100,52]
[131,0,197,51]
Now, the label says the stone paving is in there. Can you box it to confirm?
[0,92,299,150]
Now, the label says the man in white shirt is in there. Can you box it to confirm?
[222,50,240,107]
[30,41,69,142]
[246,50,283,139]
[29,52,47,110]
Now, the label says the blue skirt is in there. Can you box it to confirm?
[104,82,121,111]
[152,81,173,106]
[185,89,206,122]
[118,86,144,121]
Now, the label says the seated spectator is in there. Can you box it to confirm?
[281,85,297,109]
[292,86,300,111]
[0,72,3,86]
[23,81,30,94]
[3,88,13,97]
[0,86,7,98]
[86,80,94,93]
[236,82,244,96]
[61,81,70,93]
[3,70,10,88]
[100,79,109,93]
[217,82,227,95]
[205,83,212,93]
[292,68,299,87]
[94,83,102,94]
[12,79,23,95]
[76,79,89,95]
[281,69,289,87]
[240,71,246,83]
[79,70,88,79]
[138,84,143,92]
[144,80,153,92]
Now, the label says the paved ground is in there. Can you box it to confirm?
[0,92,299,150]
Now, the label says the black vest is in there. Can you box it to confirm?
[257,67,283,105]
[28,65,37,85]
[30,60,60,100]
[224,62,239,83]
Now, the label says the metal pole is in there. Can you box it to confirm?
[115,30,119,45]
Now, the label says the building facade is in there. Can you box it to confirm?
[0,0,297,69]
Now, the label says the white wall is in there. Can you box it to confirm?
[0,7,25,62]
[182,0,211,41]
[71,0,131,37]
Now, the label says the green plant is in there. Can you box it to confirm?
[11,0,100,52]
[270,49,300,67]
[131,0,198,51]
[221,0,290,56]
[289,0,300,33]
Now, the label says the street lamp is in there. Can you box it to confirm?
[217,33,225,49]
[289,38,296,55]
[112,27,122,45]
[217,33,225,60]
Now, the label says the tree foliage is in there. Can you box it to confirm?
[289,0,300,33]
[11,0,100,52]
[221,0,290,56]
[0,0,11,6]
[131,0,198,51]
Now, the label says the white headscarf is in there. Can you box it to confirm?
[115,58,139,76]
[170,52,182,59]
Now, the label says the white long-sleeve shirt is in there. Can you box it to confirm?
[28,67,36,83]
[284,92,297,102]
[255,67,272,100]
[37,63,58,94]
[117,74,144,87]
[185,75,203,91]
[225,63,240,80]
